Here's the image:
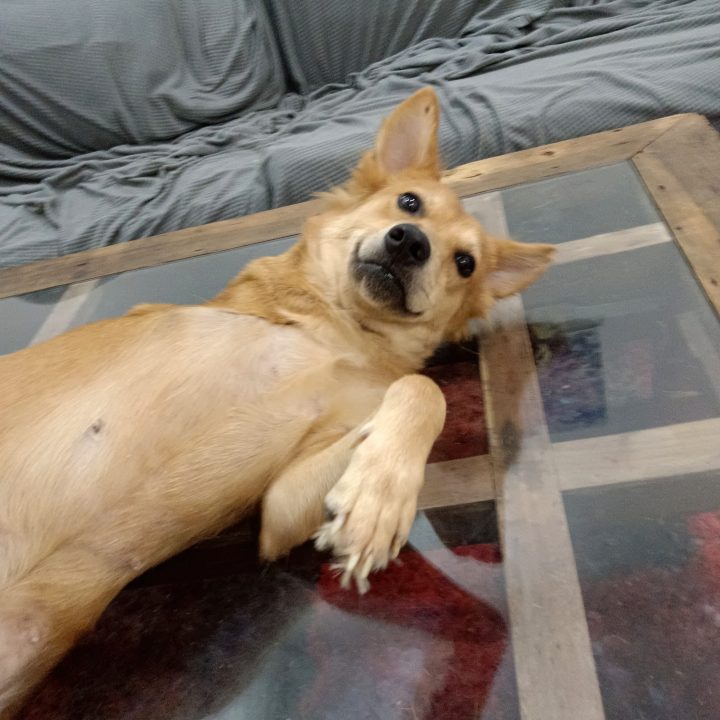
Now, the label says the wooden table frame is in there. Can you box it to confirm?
[3,114,720,720]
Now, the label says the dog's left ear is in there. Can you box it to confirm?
[485,237,555,298]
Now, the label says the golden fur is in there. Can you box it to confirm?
[0,88,553,717]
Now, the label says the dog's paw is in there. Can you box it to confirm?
[314,439,422,593]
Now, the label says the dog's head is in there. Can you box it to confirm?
[304,88,554,345]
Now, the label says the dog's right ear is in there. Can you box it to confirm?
[375,87,441,178]
[351,88,441,193]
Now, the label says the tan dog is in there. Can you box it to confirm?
[0,88,553,717]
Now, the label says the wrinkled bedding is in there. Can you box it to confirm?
[1,0,718,269]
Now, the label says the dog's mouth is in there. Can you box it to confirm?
[356,260,405,298]
[351,246,420,316]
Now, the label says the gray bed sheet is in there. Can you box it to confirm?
[1,0,718,269]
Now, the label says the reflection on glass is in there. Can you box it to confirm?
[0,239,299,356]
[565,474,720,720]
[0,286,66,356]
[523,242,720,440]
[23,504,517,720]
[502,162,660,245]
[71,237,298,329]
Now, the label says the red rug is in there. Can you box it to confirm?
[299,544,517,720]
[583,508,720,718]
[424,359,488,462]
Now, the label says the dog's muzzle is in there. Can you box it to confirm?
[352,224,430,315]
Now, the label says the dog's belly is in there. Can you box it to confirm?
[0,308,347,587]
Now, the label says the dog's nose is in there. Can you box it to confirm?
[384,224,431,265]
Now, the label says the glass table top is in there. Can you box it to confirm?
[4,160,720,720]
[525,239,720,441]
[565,473,720,720]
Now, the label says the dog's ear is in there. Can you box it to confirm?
[447,237,554,340]
[351,88,441,193]
[375,87,441,178]
[485,237,555,299]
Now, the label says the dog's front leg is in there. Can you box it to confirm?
[315,374,446,592]
[259,426,368,562]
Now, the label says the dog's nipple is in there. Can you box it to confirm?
[90,418,104,434]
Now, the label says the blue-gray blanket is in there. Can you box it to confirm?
[1,0,718,269]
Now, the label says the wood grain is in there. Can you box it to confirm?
[633,114,720,315]
[444,114,684,197]
[480,296,605,720]
[553,222,670,266]
[0,202,315,300]
[419,455,495,509]
[555,417,720,491]
[0,115,689,300]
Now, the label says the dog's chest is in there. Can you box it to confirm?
[215,316,370,424]
[242,321,385,430]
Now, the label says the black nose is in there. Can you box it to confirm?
[384,224,431,265]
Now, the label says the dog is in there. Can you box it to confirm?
[0,87,553,716]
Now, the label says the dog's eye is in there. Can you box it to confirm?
[454,252,475,278]
[398,192,422,214]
